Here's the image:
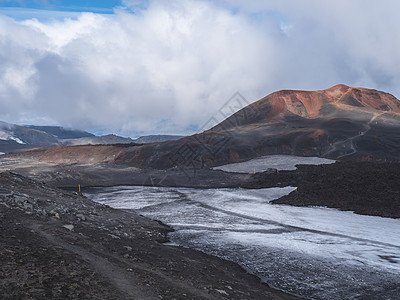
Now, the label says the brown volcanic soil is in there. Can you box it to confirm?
[248,161,400,219]
[0,172,299,300]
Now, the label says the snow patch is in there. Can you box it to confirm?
[213,155,336,173]
[8,136,26,144]
[0,127,25,144]
[0,130,26,144]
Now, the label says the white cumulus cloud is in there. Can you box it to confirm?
[0,0,399,137]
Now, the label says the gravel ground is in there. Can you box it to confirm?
[0,171,299,300]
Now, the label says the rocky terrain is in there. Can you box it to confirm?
[238,161,400,218]
[0,153,255,189]
[0,171,299,299]
[270,161,400,218]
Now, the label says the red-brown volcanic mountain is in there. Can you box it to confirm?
[114,84,400,168]
[214,84,400,128]
[6,85,400,169]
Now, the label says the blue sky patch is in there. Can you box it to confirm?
[0,0,122,14]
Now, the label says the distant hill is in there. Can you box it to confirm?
[27,125,95,139]
[1,121,59,153]
[0,122,185,154]
[133,135,184,144]
[0,123,133,153]
[61,134,134,146]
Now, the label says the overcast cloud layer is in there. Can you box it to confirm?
[1,0,399,137]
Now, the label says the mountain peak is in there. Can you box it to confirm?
[326,83,350,91]
[212,85,400,134]
[271,85,400,117]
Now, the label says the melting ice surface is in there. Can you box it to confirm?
[86,186,400,299]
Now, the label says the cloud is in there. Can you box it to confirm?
[218,0,400,90]
[0,0,400,137]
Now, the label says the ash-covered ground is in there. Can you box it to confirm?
[0,172,298,300]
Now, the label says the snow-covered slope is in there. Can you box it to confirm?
[0,121,69,153]
[0,121,136,154]
[0,121,59,146]
[0,121,27,144]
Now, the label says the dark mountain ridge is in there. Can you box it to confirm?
[0,123,134,154]
[27,125,95,139]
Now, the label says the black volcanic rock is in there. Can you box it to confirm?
[271,161,400,218]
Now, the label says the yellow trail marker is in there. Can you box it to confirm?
[79,184,81,193]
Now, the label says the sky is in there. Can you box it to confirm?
[0,0,399,137]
